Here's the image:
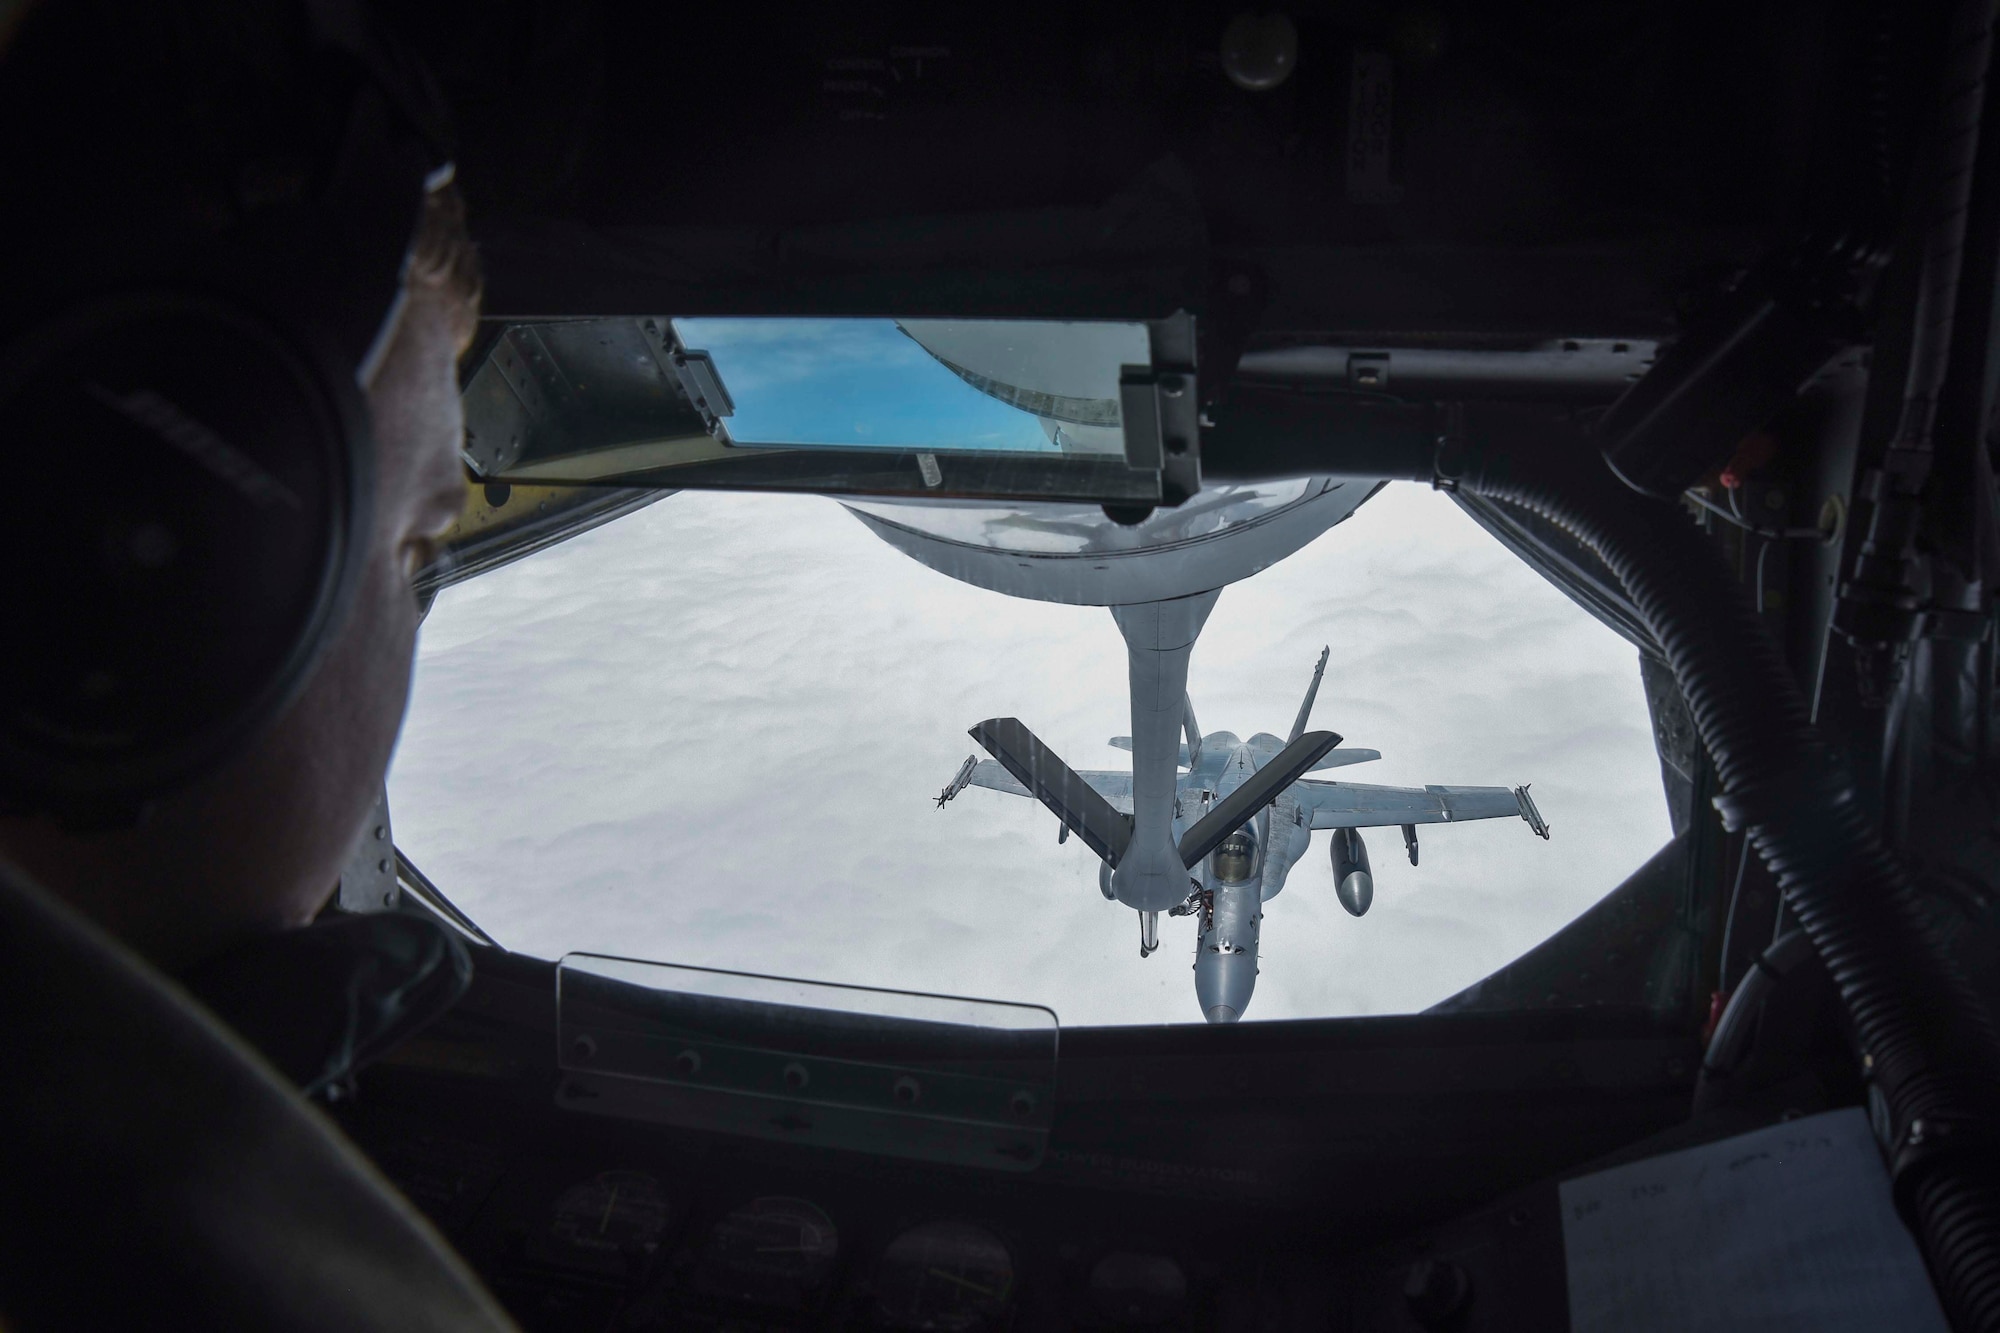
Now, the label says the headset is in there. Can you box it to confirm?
[0,0,454,824]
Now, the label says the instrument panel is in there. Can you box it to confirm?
[441,1151,1205,1330]
[337,949,1698,1330]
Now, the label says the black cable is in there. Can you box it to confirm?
[1718,835,1756,994]
[1455,408,2000,1331]
[1685,489,1830,542]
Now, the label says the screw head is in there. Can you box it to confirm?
[1220,12,1299,91]
[571,1034,597,1062]
[674,1048,701,1077]
[783,1062,810,1092]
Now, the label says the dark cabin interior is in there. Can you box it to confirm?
[259,2,2000,1327]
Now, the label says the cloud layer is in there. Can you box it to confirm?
[389,484,1671,1026]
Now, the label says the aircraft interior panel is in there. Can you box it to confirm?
[335,948,1728,1331]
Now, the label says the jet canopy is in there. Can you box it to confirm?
[1211,828,1259,885]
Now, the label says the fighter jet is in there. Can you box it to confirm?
[936,647,1550,1024]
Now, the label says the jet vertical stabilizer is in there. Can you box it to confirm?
[1289,646,1331,743]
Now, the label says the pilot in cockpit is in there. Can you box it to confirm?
[1210,828,1259,884]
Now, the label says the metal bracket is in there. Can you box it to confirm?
[1118,366,1166,469]
[490,328,553,425]
[1146,312,1201,504]
[337,788,399,912]
[655,319,737,441]
[1347,352,1391,390]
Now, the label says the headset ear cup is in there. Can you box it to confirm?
[0,293,371,821]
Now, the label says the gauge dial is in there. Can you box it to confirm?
[1088,1251,1188,1325]
[546,1170,672,1261]
[690,1196,841,1309]
[874,1221,1015,1331]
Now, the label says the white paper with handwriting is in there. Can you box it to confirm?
[1560,1107,1947,1331]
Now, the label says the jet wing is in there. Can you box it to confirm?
[1296,780,1541,831]
[967,759,1031,797]
[969,760,1133,812]
[1109,738,1380,772]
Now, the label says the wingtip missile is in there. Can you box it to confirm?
[1514,784,1550,838]
[936,754,979,808]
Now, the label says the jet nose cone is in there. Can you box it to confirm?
[1204,1005,1240,1024]
[1337,870,1374,917]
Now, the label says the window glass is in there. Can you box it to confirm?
[672,317,1149,453]
[389,484,1670,1024]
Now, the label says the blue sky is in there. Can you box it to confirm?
[675,318,1057,452]
[388,484,1672,1027]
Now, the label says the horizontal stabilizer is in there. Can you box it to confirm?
[1109,736,1193,768]
[1106,740,1374,772]
[1307,748,1381,771]
[1177,730,1342,869]
[971,718,1134,866]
